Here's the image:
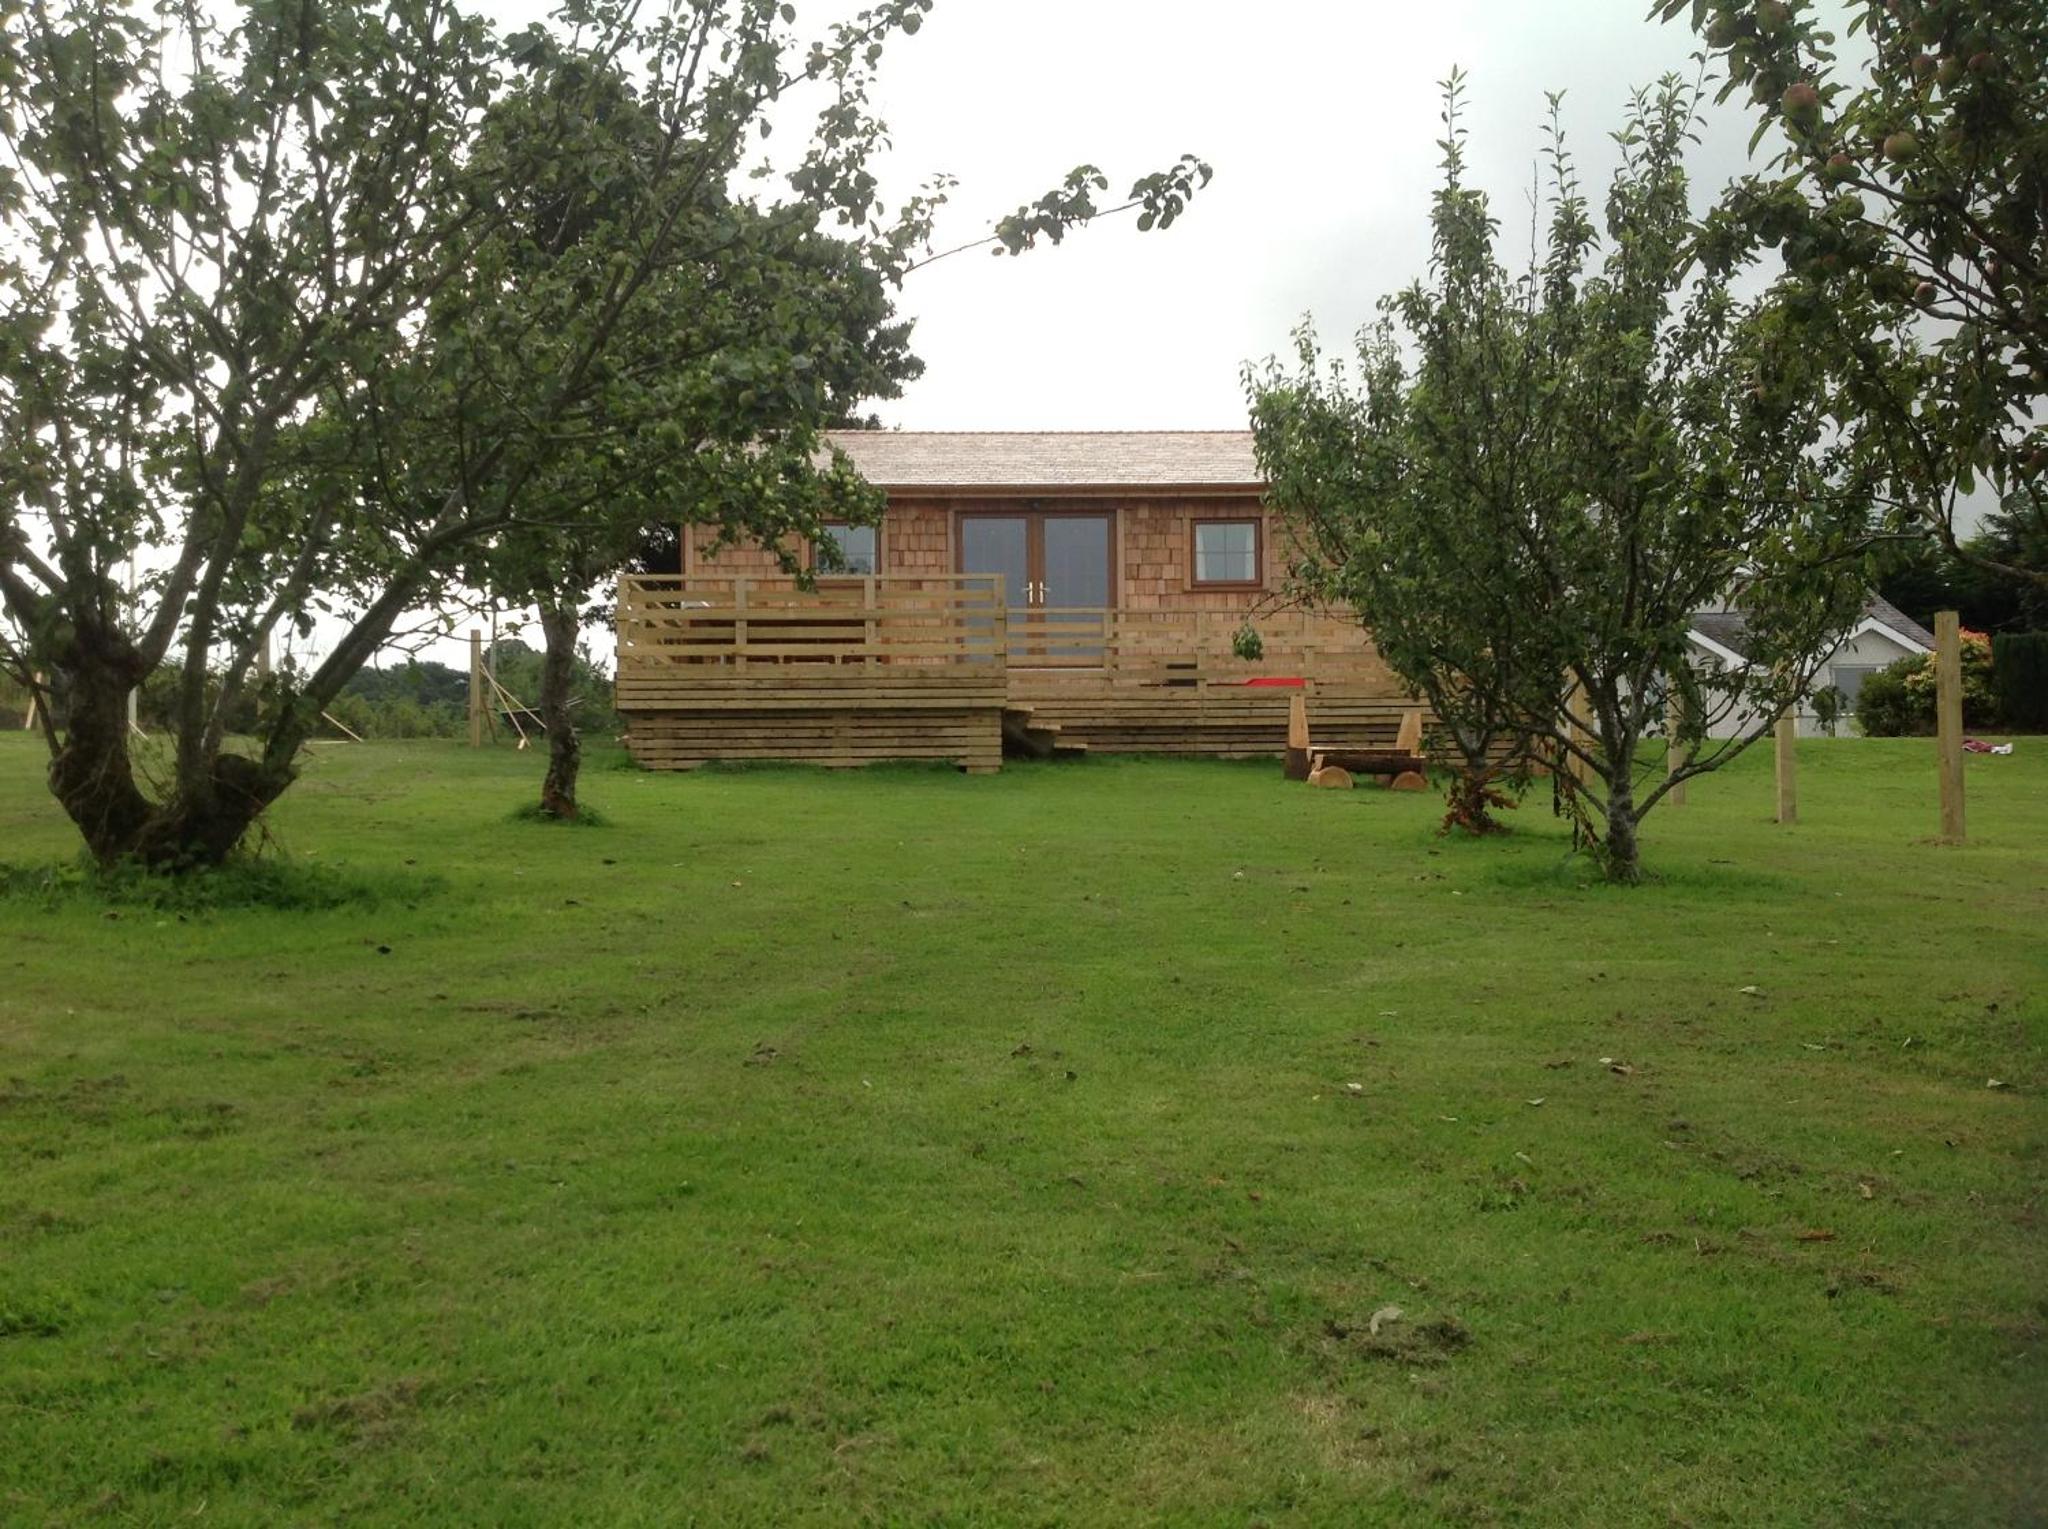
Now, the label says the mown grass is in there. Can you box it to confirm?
[0,733,2042,1526]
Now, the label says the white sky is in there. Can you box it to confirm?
[460,0,1793,436]
[856,0,1776,430]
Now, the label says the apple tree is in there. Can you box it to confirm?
[1249,74,1879,882]
[1663,0,2047,587]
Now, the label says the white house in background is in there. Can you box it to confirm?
[1688,595,1936,738]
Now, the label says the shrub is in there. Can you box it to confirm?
[1856,632,1998,736]
[1990,633,2048,732]
[1854,659,1926,736]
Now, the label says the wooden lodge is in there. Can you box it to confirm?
[615,431,1412,771]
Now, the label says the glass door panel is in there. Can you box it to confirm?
[957,515,1031,658]
[1040,515,1112,662]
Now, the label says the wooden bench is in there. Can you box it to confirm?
[1288,694,1430,790]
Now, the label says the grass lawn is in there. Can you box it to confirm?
[0,733,2042,1526]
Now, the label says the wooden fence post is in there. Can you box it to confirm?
[1775,710,1797,824]
[1565,676,1595,789]
[1936,609,1965,842]
[1285,692,1311,781]
[1666,692,1688,807]
[469,629,483,748]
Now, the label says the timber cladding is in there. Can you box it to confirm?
[614,574,1412,771]
[681,492,1295,610]
[640,431,1409,769]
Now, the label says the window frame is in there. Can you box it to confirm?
[811,519,882,579]
[1830,663,1882,711]
[1188,515,1264,592]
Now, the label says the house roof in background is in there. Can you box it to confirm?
[825,430,1262,493]
[1689,611,1751,659]
[1864,595,1936,650]
[1688,596,1935,663]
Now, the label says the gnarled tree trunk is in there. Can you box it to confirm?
[536,598,582,820]
[24,552,431,871]
[44,626,300,870]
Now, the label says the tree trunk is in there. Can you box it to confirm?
[46,643,297,870]
[47,654,156,863]
[536,598,582,820]
[1599,767,1643,885]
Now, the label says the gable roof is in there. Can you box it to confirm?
[825,430,1262,494]
[1687,596,1935,664]
[1863,594,1936,650]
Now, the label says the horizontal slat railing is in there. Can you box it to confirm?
[1009,605,1388,692]
[618,574,1008,673]
[617,576,1388,692]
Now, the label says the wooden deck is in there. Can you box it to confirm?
[615,576,1406,770]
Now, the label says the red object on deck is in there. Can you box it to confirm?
[1240,676,1306,688]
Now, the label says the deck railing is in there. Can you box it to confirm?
[1002,605,1385,690]
[616,575,1384,689]
[618,574,1008,671]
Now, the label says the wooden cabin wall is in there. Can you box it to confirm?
[681,492,1313,619]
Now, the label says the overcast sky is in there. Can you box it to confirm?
[454,0,1800,433]
[844,0,1786,430]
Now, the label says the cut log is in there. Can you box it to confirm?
[1284,693,1312,781]
[1388,770,1429,791]
[1307,764,1355,789]
[1306,750,1429,776]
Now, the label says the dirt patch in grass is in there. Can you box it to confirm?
[292,1376,432,1443]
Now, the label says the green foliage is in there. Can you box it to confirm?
[0,0,1209,867]
[988,155,1213,254]
[1248,72,1877,879]
[1853,633,1998,735]
[1669,0,2048,590]
[1877,512,2048,634]
[1850,659,1924,736]
[1810,684,1845,737]
[0,667,31,728]
[1990,631,2048,730]
[470,639,616,729]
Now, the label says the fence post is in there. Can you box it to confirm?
[734,579,749,673]
[1775,710,1797,824]
[1565,675,1594,789]
[864,575,878,669]
[469,629,483,748]
[991,577,1007,670]
[1936,609,1965,842]
[1666,691,1688,806]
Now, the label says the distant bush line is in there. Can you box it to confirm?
[0,641,618,742]
[1856,631,2047,736]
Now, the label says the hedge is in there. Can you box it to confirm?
[1991,632,2048,732]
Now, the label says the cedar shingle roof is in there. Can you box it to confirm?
[825,430,1262,492]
